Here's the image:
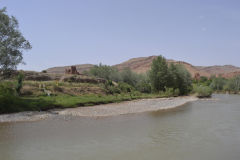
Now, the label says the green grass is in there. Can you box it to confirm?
[32,93,163,109]
[0,92,172,114]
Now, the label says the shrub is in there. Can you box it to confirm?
[87,63,120,81]
[210,77,226,91]
[120,68,139,87]
[136,75,151,93]
[194,85,212,98]
[41,70,47,73]
[224,76,240,94]
[164,88,174,97]
[0,81,16,96]
[0,82,21,113]
[16,72,24,95]
[118,82,134,93]
[164,88,180,97]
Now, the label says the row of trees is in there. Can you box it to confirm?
[194,75,240,94]
[84,63,141,87]
[85,63,151,93]
[86,56,193,96]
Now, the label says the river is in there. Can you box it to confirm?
[0,94,240,160]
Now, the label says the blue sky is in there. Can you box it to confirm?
[1,0,240,71]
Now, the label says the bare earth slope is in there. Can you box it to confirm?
[195,65,240,76]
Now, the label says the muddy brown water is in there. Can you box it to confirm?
[0,94,240,160]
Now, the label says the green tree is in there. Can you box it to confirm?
[120,67,138,87]
[224,76,240,93]
[149,55,169,92]
[136,74,151,93]
[167,63,178,88]
[0,7,31,77]
[210,77,226,91]
[168,64,192,95]
[175,65,192,95]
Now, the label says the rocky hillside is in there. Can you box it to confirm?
[195,65,240,76]
[45,56,240,78]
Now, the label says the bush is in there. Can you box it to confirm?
[164,88,180,97]
[87,63,120,81]
[118,82,134,93]
[120,68,139,87]
[136,74,151,93]
[194,85,212,98]
[41,70,47,73]
[16,72,24,95]
[136,80,151,93]
[224,76,240,94]
[210,77,226,91]
[0,82,22,113]
[0,81,16,95]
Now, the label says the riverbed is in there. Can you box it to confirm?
[0,94,240,160]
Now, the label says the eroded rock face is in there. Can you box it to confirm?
[65,66,79,75]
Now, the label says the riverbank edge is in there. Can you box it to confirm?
[0,96,198,123]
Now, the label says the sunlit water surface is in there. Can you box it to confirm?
[0,94,240,160]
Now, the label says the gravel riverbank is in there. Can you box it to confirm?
[0,96,198,123]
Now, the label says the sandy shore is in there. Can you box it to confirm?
[0,96,198,123]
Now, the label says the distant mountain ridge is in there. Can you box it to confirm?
[45,56,240,78]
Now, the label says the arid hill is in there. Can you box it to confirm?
[114,56,210,77]
[45,56,240,78]
[195,65,240,76]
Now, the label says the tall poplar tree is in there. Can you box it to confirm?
[149,55,169,92]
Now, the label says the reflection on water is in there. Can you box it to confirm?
[0,94,240,160]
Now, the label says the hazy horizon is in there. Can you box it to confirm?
[1,0,240,71]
